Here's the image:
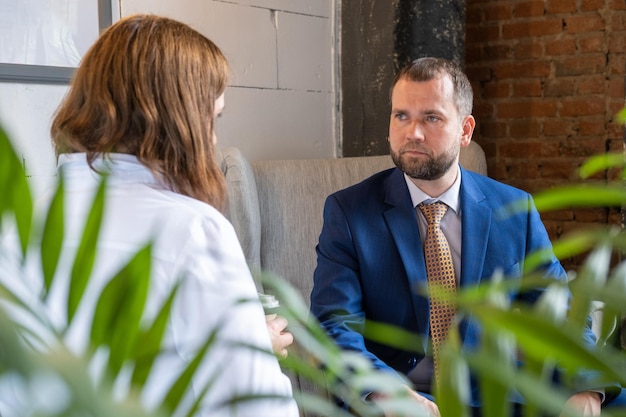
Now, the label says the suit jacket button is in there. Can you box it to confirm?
[409,357,417,366]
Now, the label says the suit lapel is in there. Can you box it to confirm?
[382,169,430,345]
[459,169,491,289]
[383,168,493,290]
[457,169,492,346]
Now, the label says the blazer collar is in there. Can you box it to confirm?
[457,168,491,288]
[382,167,492,289]
[382,169,430,345]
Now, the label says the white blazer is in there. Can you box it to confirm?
[1,153,298,417]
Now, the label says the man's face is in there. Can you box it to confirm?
[388,75,472,181]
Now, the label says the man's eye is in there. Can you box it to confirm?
[394,113,407,120]
[426,115,439,122]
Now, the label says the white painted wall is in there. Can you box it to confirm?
[0,0,338,197]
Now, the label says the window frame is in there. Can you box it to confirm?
[0,0,113,85]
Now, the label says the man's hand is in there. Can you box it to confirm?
[370,385,440,417]
[560,391,601,417]
[266,314,293,359]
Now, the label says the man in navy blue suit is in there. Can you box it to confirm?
[310,57,605,416]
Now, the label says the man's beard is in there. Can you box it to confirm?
[390,142,458,180]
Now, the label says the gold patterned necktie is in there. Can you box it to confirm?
[419,202,457,382]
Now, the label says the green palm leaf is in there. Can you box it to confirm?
[131,280,181,387]
[67,175,106,324]
[0,125,33,256]
[160,328,219,415]
[532,184,626,212]
[90,244,152,376]
[437,330,471,417]
[40,173,65,296]
[466,350,570,417]
[578,152,626,179]
[469,304,625,386]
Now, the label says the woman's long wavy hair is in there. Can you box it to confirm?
[51,14,229,211]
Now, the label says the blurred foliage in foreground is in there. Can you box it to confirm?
[1,122,626,417]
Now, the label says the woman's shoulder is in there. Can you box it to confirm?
[157,188,232,231]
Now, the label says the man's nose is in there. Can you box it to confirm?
[407,121,425,141]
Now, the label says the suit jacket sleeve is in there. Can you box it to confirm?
[310,193,399,375]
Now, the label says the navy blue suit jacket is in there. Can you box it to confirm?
[310,166,597,402]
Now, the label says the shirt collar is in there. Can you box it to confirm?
[404,164,462,214]
[57,153,164,188]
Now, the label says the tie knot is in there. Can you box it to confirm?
[419,202,448,225]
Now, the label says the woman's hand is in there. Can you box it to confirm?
[560,391,601,417]
[265,314,293,359]
[369,385,440,417]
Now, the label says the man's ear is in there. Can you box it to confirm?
[460,115,475,147]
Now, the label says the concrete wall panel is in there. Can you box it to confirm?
[216,86,334,160]
[122,0,278,88]
[277,12,332,92]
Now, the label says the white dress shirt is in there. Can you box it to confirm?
[0,153,298,417]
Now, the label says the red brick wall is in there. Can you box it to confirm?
[465,0,626,270]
